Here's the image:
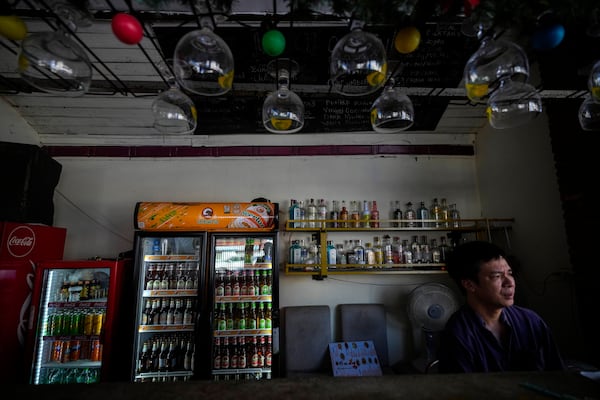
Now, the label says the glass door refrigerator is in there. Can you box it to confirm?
[25,258,132,385]
[130,201,279,383]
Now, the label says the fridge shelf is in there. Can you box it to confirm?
[48,301,107,308]
[143,289,197,297]
[214,329,271,337]
[43,335,101,341]
[216,295,272,302]
[144,255,199,262]
[135,370,193,381]
[138,324,195,332]
[212,368,270,378]
[42,360,101,369]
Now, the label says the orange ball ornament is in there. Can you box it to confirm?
[394,26,421,54]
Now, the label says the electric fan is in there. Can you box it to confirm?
[406,282,460,372]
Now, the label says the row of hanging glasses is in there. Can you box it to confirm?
[11,1,599,134]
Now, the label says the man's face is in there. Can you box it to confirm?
[468,256,515,309]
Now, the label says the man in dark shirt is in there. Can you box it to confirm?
[437,240,565,373]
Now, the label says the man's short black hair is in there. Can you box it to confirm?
[445,241,506,294]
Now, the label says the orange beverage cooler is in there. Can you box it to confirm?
[130,201,280,382]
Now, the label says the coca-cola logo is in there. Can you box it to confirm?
[7,226,36,258]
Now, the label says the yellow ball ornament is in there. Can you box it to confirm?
[394,26,421,54]
[0,15,28,41]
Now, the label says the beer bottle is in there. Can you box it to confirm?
[141,299,151,325]
[150,299,160,325]
[232,270,240,296]
[237,302,247,330]
[160,266,170,290]
[152,264,162,291]
[183,298,194,325]
[258,336,266,367]
[230,336,239,369]
[257,302,266,329]
[148,340,159,372]
[246,269,256,297]
[226,302,234,330]
[238,336,247,369]
[247,302,258,330]
[166,298,176,325]
[259,270,269,295]
[224,270,233,296]
[265,302,272,329]
[158,340,168,372]
[212,337,221,370]
[167,340,178,371]
[145,265,156,291]
[216,302,227,331]
[221,337,230,369]
[249,336,259,368]
[215,270,225,297]
[240,270,248,296]
[265,336,273,367]
[173,299,184,325]
[137,341,149,373]
[158,297,169,325]
[266,270,272,295]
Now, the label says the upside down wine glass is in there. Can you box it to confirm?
[262,60,304,134]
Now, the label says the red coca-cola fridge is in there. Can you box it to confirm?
[0,221,67,383]
[25,258,133,384]
[130,201,279,383]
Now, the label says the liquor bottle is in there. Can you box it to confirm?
[372,236,384,265]
[340,200,349,228]
[317,198,328,228]
[306,198,318,228]
[392,236,403,264]
[289,240,302,265]
[370,200,380,228]
[289,199,299,228]
[404,202,416,227]
[364,242,375,265]
[392,200,403,228]
[336,243,346,265]
[353,239,365,265]
[297,200,306,228]
[420,235,432,263]
[350,200,360,228]
[430,198,442,227]
[402,239,413,264]
[430,239,441,263]
[382,234,394,264]
[329,200,340,228]
[410,235,422,263]
[440,198,450,227]
[137,341,149,373]
[439,236,451,263]
[326,240,337,266]
[449,203,461,227]
[212,337,221,370]
[345,239,356,264]
[361,200,371,228]
[417,201,429,228]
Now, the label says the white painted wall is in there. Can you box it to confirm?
[1,103,580,366]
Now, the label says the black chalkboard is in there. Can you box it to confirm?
[155,22,478,134]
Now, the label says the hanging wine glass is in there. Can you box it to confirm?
[463,35,530,103]
[262,59,304,134]
[152,60,197,135]
[330,23,387,97]
[578,94,600,131]
[588,60,600,102]
[369,79,414,133]
[173,13,234,97]
[17,2,93,96]
[486,77,542,129]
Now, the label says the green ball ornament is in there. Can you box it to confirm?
[262,29,286,57]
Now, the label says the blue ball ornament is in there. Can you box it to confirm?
[532,23,565,50]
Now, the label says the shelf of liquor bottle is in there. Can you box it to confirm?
[48,300,107,308]
[213,329,272,337]
[41,360,101,369]
[215,262,273,270]
[144,254,199,262]
[285,263,447,275]
[143,289,197,297]
[138,324,195,332]
[285,218,514,231]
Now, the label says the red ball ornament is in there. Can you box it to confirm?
[112,13,143,45]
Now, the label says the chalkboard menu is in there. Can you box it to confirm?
[155,22,478,134]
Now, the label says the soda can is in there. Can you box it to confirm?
[90,339,102,361]
[51,340,64,362]
[61,312,72,336]
[61,340,71,363]
[92,311,103,335]
[71,312,82,335]
[83,312,94,335]
[70,340,81,361]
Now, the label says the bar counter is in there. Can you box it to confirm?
[10,371,600,399]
